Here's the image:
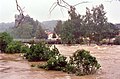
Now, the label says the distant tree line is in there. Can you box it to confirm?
[54,4,119,45]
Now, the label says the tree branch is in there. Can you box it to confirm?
[15,0,24,27]
[74,1,89,7]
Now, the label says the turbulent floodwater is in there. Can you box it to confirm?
[0,45,120,79]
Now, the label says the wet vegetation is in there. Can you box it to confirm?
[0,32,13,52]
[24,43,60,61]
[39,54,67,71]
[67,50,101,75]
[39,49,101,76]
[6,41,22,53]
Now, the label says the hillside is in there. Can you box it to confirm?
[42,20,58,32]
[0,19,59,33]
[0,22,14,32]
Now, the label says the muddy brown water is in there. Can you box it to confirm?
[0,45,120,79]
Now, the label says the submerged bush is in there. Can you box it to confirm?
[67,49,101,76]
[40,54,67,71]
[0,32,13,52]
[24,42,60,61]
[40,49,101,76]
[6,41,22,53]
[20,45,30,53]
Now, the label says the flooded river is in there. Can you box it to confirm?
[0,45,120,79]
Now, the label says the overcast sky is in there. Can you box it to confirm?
[0,0,120,23]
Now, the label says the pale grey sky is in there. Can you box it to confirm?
[0,0,120,23]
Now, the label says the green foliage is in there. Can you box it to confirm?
[6,41,22,53]
[60,21,76,44]
[20,45,30,53]
[11,18,47,39]
[49,45,60,57]
[40,49,100,76]
[58,6,83,44]
[114,36,120,45]
[91,4,110,44]
[35,25,48,39]
[58,4,118,45]
[67,49,101,76]
[24,42,49,61]
[83,5,119,44]
[11,23,34,39]
[0,32,13,52]
[68,6,80,20]
[24,42,60,61]
[40,55,67,71]
[54,20,62,35]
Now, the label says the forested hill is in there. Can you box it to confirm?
[0,22,14,32]
[0,14,60,39]
[0,20,58,33]
[42,20,58,32]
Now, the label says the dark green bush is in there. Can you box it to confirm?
[24,42,60,61]
[40,54,67,71]
[6,41,22,53]
[114,36,120,45]
[20,45,30,53]
[67,49,101,76]
[49,45,60,57]
[0,32,13,52]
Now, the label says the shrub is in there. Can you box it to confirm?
[49,45,60,57]
[67,49,101,76]
[40,54,67,71]
[24,42,60,61]
[20,45,30,53]
[0,32,13,52]
[6,41,22,53]
[114,36,120,45]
